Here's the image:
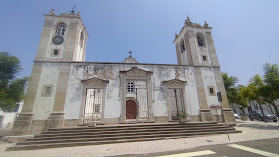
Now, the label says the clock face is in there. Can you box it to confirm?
[52,35,64,45]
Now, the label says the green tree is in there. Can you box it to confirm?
[0,52,28,112]
[261,63,279,117]
[222,73,248,114]
[241,74,268,122]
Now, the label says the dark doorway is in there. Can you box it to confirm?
[126,100,137,119]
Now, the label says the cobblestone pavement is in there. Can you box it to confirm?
[0,120,278,157]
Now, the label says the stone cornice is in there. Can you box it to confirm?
[33,60,221,68]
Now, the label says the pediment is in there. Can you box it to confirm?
[163,79,187,86]
[81,77,109,84]
[120,67,153,76]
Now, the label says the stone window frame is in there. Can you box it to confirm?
[202,55,207,61]
[126,81,135,93]
[208,86,215,96]
[50,48,61,57]
[41,85,53,97]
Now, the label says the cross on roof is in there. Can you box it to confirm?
[128,51,132,57]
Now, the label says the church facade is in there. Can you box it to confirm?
[11,10,235,135]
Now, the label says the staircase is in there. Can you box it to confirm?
[7,122,241,151]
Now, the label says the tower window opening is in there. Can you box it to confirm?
[56,23,66,36]
[180,39,185,53]
[202,55,207,61]
[80,31,84,48]
[209,87,214,94]
[197,33,205,46]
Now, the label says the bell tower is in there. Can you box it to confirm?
[35,9,88,62]
[11,9,89,136]
[173,17,235,123]
[173,16,219,67]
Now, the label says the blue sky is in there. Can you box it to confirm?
[1,0,278,85]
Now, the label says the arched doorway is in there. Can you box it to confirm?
[126,100,137,119]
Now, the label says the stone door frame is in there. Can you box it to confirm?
[79,77,109,125]
[119,67,154,123]
[163,79,187,122]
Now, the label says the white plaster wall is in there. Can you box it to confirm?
[33,63,60,120]
[103,77,121,118]
[200,67,220,108]
[151,66,175,117]
[61,63,203,120]
[64,64,83,119]
[185,67,200,115]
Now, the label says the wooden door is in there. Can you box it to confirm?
[126,100,137,119]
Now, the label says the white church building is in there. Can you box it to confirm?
[11,10,235,135]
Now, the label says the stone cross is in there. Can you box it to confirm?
[128,51,132,57]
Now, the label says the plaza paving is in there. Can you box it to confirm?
[0,120,278,157]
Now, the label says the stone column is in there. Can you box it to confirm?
[11,62,43,135]
[194,67,213,121]
[47,64,71,128]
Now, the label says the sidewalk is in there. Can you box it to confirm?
[0,120,278,157]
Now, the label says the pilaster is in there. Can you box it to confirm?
[47,64,71,128]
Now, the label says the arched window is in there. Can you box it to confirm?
[56,23,66,36]
[197,33,205,46]
[180,39,185,53]
[80,31,84,48]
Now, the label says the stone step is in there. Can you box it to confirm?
[41,123,224,134]
[18,128,237,145]
[27,126,232,141]
[46,122,220,131]
[7,130,241,151]
[39,125,226,136]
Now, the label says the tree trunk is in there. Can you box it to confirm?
[252,101,257,110]
[271,101,279,118]
[258,103,267,123]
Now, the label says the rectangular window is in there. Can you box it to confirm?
[127,82,135,93]
[208,86,215,96]
[45,87,51,95]
[54,49,59,55]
